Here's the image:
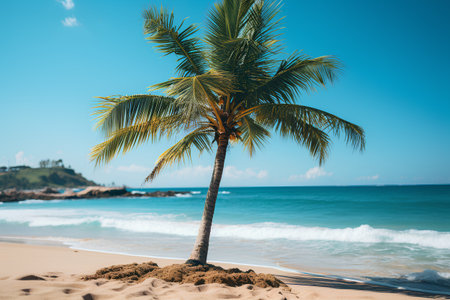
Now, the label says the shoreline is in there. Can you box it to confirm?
[2,235,450,298]
[0,235,309,274]
[0,242,448,299]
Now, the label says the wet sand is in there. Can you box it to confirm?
[0,242,447,299]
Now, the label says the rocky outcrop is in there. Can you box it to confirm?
[0,187,190,203]
[76,186,129,198]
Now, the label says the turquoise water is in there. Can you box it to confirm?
[0,185,449,294]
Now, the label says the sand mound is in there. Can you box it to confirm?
[83,262,286,288]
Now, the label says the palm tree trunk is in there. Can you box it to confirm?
[186,134,229,265]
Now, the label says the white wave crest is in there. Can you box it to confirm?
[131,191,146,195]
[0,209,449,249]
[19,200,45,204]
[175,193,192,198]
[219,191,230,194]
[18,199,63,204]
[210,223,450,249]
[191,191,201,194]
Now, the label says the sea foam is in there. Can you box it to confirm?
[175,193,192,198]
[0,209,449,249]
[18,199,63,204]
[130,191,146,195]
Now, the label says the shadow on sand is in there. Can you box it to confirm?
[276,274,450,299]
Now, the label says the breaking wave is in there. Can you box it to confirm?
[0,209,449,249]
[130,191,146,195]
[175,193,192,198]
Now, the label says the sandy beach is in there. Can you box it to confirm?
[0,242,446,300]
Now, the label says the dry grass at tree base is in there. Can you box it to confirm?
[83,261,287,289]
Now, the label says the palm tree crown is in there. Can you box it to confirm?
[91,0,365,265]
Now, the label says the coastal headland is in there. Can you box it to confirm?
[0,186,190,203]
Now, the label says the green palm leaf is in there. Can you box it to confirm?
[253,53,341,105]
[146,129,214,182]
[205,0,255,72]
[252,103,365,161]
[93,94,181,135]
[143,7,206,76]
[253,107,330,163]
[91,116,181,166]
[237,116,270,156]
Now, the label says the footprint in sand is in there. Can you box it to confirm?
[111,283,129,292]
[43,272,61,279]
[94,280,107,286]
[17,275,45,281]
[129,290,153,297]
[20,288,31,295]
[82,293,95,300]
[196,285,209,292]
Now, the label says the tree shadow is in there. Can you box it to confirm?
[276,274,450,299]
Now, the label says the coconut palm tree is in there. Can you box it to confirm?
[91,0,365,265]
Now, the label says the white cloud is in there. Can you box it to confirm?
[58,0,74,10]
[289,167,332,181]
[170,165,213,178]
[15,151,30,165]
[117,164,151,173]
[62,17,79,27]
[223,166,268,180]
[158,165,267,183]
[357,174,380,181]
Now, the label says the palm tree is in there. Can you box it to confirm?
[91,0,365,265]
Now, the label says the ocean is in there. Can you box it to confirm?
[0,185,449,295]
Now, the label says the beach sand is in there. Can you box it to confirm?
[0,242,446,299]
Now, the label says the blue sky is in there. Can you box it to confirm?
[1,0,449,187]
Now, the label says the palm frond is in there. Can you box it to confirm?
[297,122,330,165]
[91,116,181,165]
[143,6,206,76]
[205,0,256,72]
[205,0,284,96]
[270,116,330,164]
[297,105,365,151]
[93,94,180,135]
[253,53,341,105]
[146,129,214,182]
[252,103,365,151]
[237,116,270,156]
[239,0,283,74]
[243,0,282,50]
[153,70,235,102]
[206,0,254,42]
[152,70,236,129]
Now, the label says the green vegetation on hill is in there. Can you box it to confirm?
[0,167,97,189]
